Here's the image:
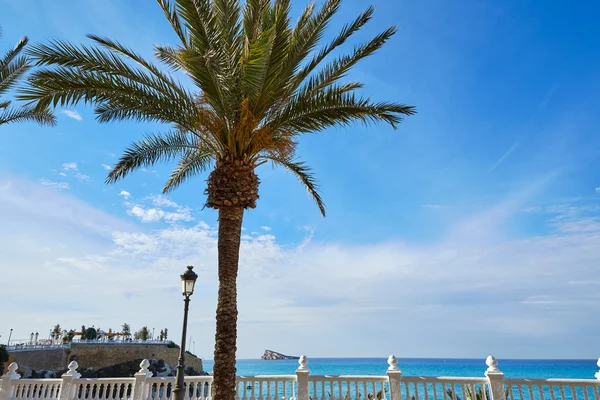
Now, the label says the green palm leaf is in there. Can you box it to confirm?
[0,28,55,127]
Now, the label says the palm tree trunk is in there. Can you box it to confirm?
[212,206,244,400]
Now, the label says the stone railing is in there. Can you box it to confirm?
[1,356,600,400]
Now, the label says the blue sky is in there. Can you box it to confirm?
[1,0,600,360]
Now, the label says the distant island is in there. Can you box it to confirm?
[261,350,299,360]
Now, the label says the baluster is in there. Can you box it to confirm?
[570,386,578,400]
[267,380,272,400]
[559,386,566,400]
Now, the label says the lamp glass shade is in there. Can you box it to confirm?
[181,266,198,296]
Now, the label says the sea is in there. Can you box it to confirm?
[202,358,599,379]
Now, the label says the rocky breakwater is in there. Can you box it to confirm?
[261,350,299,360]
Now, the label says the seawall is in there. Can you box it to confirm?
[8,343,203,376]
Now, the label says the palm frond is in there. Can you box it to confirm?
[288,5,374,92]
[20,66,198,129]
[261,155,325,216]
[156,0,188,45]
[106,130,200,183]
[243,0,270,43]
[301,26,397,95]
[154,44,185,71]
[271,88,416,133]
[250,0,293,115]
[26,39,195,113]
[0,55,30,95]
[0,100,10,109]
[0,104,56,126]
[163,148,214,193]
[1,36,29,69]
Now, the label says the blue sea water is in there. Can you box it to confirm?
[202,358,599,379]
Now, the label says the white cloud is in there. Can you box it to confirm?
[127,204,192,223]
[101,164,112,171]
[39,179,70,189]
[62,162,78,171]
[74,173,90,182]
[119,190,131,199]
[58,172,67,177]
[260,226,272,231]
[60,110,82,121]
[150,194,178,208]
[596,187,600,193]
[3,174,600,360]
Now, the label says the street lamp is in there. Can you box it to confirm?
[172,266,198,400]
[8,329,13,346]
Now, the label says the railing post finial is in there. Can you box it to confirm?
[3,363,20,379]
[297,355,309,371]
[387,355,400,372]
[137,359,151,376]
[63,361,81,379]
[486,356,500,373]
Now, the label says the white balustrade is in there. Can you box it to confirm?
[70,379,134,400]
[9,379,62,400]
[235,375,296,400]
[2,356,600,400]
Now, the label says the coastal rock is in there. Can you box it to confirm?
[261,350,299,360]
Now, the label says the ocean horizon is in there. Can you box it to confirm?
[202,358,599,379]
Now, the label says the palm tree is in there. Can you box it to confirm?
[0,27,55,126]
[19,1,415,398]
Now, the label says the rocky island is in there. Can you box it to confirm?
[261,350,300,360]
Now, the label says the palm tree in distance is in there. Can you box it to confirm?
[20,0,415,399]
[0,27,55,126]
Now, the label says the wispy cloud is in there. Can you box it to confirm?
[60,110,82,121]
[422,204,451,210]
[62,162,78,171]
[119,190,131,199]
[126,195,192,223]
[489,140,520,172]
[260,226,272,231]
[101,164,112,171]
[74,173,90,182]
[150,194,178,208]
[127,204,193,223]
[39,179,70,189]
[3,175,600,359]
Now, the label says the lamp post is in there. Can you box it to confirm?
[172,266,198,400]
[8,329,13,346]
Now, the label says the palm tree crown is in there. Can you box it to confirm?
[20,0,414,214]
[0,27,55,126]
[19,1,415,400]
